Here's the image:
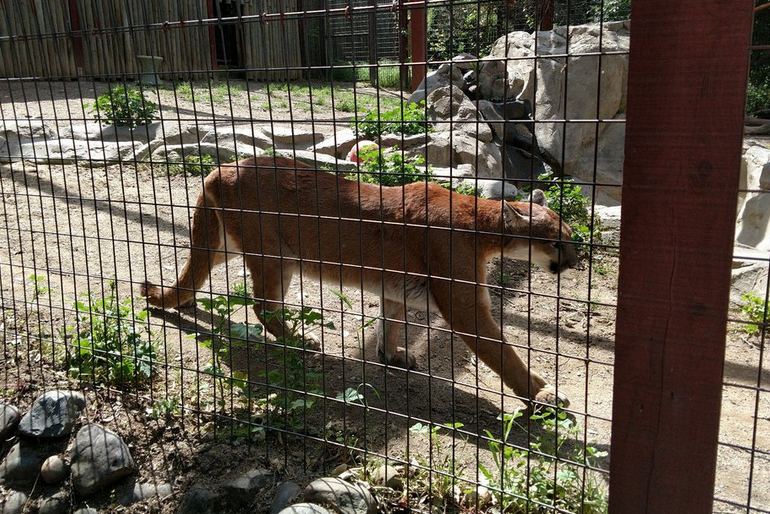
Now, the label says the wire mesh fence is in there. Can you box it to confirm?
[0,0,763,513]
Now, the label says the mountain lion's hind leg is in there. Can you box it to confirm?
[376,299,416,369]
[246,257,321,350]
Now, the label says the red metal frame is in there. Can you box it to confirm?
[609,2,753,512]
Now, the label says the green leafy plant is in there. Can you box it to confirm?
[336,383,380,407]
[27,273,49,300]
[740,292,769,336]
[348,148,430,187]
[354,101,429,140]
[410,421,467,505]
[149,397,180,419]
[66,281,157,385]
[479,409,608,513]
[92,86,157,128]
[183,154,217,176]
[536,171,600,248]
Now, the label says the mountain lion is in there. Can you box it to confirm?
[142,156,578,406]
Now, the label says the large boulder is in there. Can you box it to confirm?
[0,119,56,162]
[736,142,770,253]
[426,85,493,143]
[478,22,630,184]
[408,63,465,104]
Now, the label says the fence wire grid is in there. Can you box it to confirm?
[0,1,765,513]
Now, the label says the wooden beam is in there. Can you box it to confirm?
[608,2,753,513]
[409,1,426,91]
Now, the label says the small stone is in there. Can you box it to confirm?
[270,481,302,514]
[0,441,51,484]
[222,468,272,506]
[39,491,69,514]
[302,477,377,514]
[41,455,69,485]
[18,390,86,439]
[0,403,20,440]
[178,484,225,514]
[0,491,28,514]
[70,424,136,496]
[370,464,402,489]
[277,503,333,514]
[117,480,173,505]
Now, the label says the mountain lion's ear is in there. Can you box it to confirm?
[503,201,530,231]
[529,189,547,207]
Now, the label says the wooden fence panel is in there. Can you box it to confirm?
[0,0,77,79]
[76,0,211,81]
[241,0,303,81]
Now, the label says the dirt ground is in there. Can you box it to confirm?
[0,81,768,513]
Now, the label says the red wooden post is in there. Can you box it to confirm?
[409,1,426,91]
[207,0,218,71]
[609,2,753,512]
[67,0,84,72]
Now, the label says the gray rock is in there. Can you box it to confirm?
[0,403,20,440]
[201,125,274,154]
[117,480,173,505]
[502,146,546,183]
[18,390,86,439]
[275,149,358,172]
[453,137,503,178]
[265,126,324,146]
[72,509,98,514]
[451,53,479,73]
[0,441,50,484]
[278,504,333,514]
[375,133,427,151]
[408,63,465,105]
[223,468,272,506]
[0,119,56,163]
[41,455,68,485]
[148,143,237,165]
[39,491,69,514]
[426,85,493,143]
[732,246,770,304]
[405,133,453,168]
[178,484,225,514]
[370,464,402,489]
[313,129,359,158]
[302,477,377,514]
[70,424,136,496]
[481,23,630,183]
[0,490,27,514]
[270,481,302,514]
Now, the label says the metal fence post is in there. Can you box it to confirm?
[609,2,754,512]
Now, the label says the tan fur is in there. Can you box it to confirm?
[142,156,578,406]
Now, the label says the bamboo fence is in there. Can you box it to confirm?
[0,0,304,81]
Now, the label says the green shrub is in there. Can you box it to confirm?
[747,78,770,116]
[537,171,600,245]
[183,154,217,175]
[92,85,157,128]
[66,281,157,386]
[348,148,430,187]
[740,292,769,336]
[354,101,429,140]
[480,409,608,513]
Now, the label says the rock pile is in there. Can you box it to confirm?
[0,391,169,514]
